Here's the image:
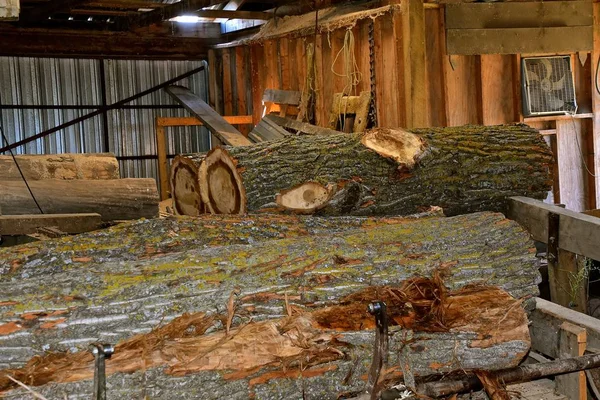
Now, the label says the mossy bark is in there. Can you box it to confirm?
[0,212,539,377]
[222,124,553,216]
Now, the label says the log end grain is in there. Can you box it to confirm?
[198,147,246,215]
[170,155,205,216]
[275,181,336,213]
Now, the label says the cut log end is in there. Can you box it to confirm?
[275,182,336,214]
[360,128,426,169]
[198,147,246,215]
[170,156,204,216]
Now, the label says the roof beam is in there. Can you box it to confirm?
[19,0,89,22]
[193,9,272,20]
[0,27,217,58]
[128,0,212,29]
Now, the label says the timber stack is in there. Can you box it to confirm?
[0,211,540,399]
[0,153,159,221]
[170,124,553,216]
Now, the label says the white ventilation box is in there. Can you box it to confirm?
[521,56,577,116]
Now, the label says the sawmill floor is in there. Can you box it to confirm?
[507,380,567,400]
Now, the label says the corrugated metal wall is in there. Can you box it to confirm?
[0,57,210,192]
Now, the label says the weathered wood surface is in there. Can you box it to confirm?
[0,281,530,399]
[0,178,159,221]
[0,212,539,384]
[181,124,552,216]
[0,153,119,180]
[0,213,102,235]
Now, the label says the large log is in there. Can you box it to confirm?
[0,153,119,180]
[0,279,530,399]
[172,124,553,216]
[0,178,159,220]
[0,212,539,375]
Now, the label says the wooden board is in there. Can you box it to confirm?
[165,85,252,147]
[0,213,102,235]
[481,54,516,125]
[556,119,588,212]
[248,115,289,142]
[446,2,592,30]
[402,0,427,128]
[507,197,600,261]
[264,114,341,135]
[555,322,587,400]
[447,27,593,55]
[593,3,600,208]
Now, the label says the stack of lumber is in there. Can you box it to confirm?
[170,124,553,217]
[0,153,159,221]
[0,211,541,398]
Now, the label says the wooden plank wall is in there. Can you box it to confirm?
[207,6,598,210]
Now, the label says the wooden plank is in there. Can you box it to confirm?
[250,44,266,126]
[236,46,250,137]
[531,297,600,358]
[593,3,600,208]
[207,49,218,110]
[263,40,279,90]
[481,54,515,125]
[222,49,234,117]
[0,213,102,235]
[314,34,325,126]
[156,124,169,201]
[425,8,447,127]
[556,322,587,400]
[165,85,252,147]
[556,119,588,212]
[279,38,291,90]
[447,27,593,55]
[507,196,600,261]
[320,33,334,127]
[249,117,288,142]
[446,2,592,30]
[444,55,481,125]
[402,0,427,128]
[157,116,253,126]
[262,89,301,105]
[381,14,401,128]
[266,114,341,135]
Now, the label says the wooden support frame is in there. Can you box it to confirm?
[155,115,253,201]
[0,213,103,235]
[328,91,371,133]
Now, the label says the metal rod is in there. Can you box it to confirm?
[99,60,110,153]
[0,65,205,154]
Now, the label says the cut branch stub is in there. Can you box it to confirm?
[198,147,246,215]
[170,155,205,216]
[275,181,336,213]
[360,128,426,169]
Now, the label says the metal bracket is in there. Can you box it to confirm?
[366,301,388,400]
[90,342,114,400]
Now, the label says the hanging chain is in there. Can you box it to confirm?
[368,20,377,128]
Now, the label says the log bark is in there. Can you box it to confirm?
[173,124,553,216]
[0,178,159,220]
[0,212,539,380]
[0,280,531,400]
[0,153,119,180]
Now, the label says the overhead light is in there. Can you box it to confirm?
[171,15,201,23]
[68,16,73,20]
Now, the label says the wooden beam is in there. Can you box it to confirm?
[446,2,592,30]
[0,27,215,58]
[262,89,301,105]
[447,27,593,55]
[593,3,600,209]
[193,9,272,20]
[156,116,253,126]
[129,0,211,29]
[19,0,88,21]
[165,85,252,146]
[507,197,600,261]
[401,0,427,128]
[0,213,102,235]
[556,322,587,400]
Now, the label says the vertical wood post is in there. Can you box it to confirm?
[556,322,587,400]
[593,3,600,206]
[156,123,168,201]
[401,0,427,128]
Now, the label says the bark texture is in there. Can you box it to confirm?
[0,153,119,180]
[199,124,552,216]
[0,178,159,220]
[0,212,539,381]
[0,280,530,400]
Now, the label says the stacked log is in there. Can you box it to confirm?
[170,124,553,216]
[0,153,159,220]
[0,211,540,398]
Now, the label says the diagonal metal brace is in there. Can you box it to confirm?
[366,301,389,400]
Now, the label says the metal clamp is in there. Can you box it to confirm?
[90,342,114,400]
[366,301,389,400]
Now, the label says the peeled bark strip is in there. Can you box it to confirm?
[0,278,530,399]
[0,212,539,378]
[0,153,119,180]
[0,178,159,220]
[198,147,246,215]
[170,155,205,216]
[193,124,552,216]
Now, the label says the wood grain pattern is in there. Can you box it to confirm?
[481,54,515,125]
